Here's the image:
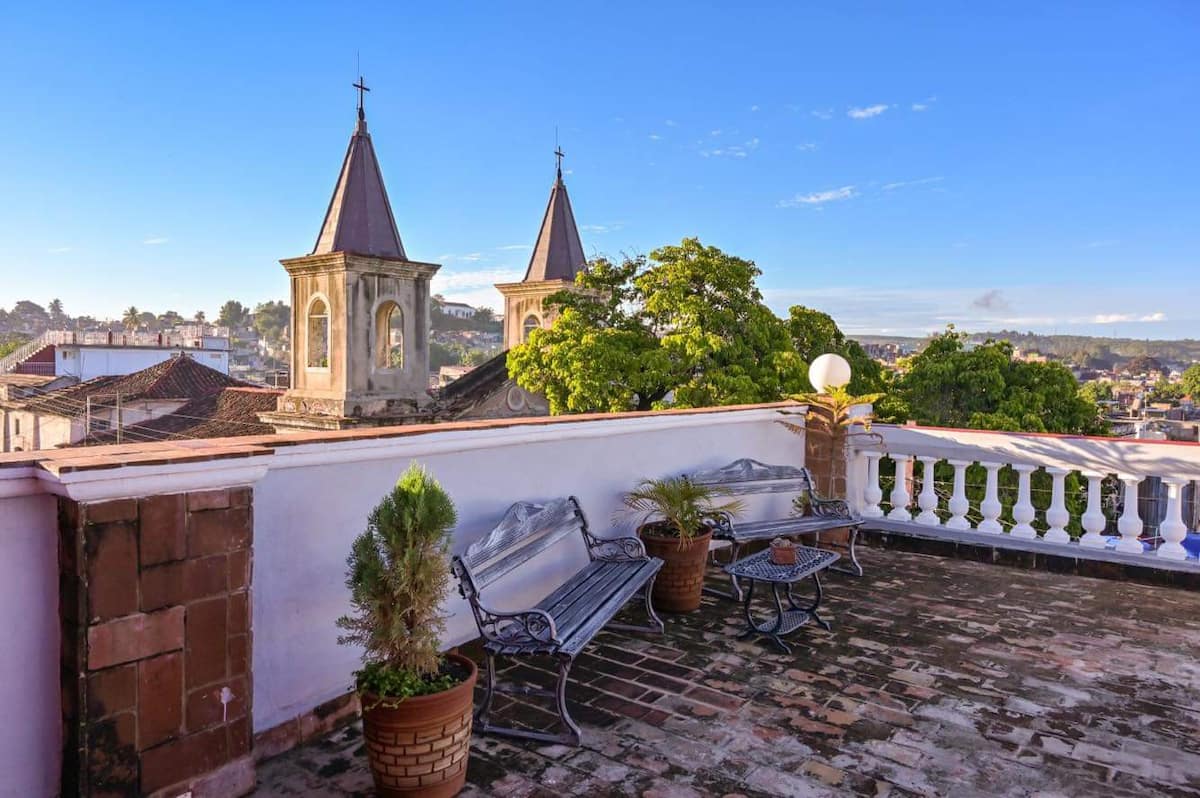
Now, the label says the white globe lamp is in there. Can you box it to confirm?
[808,353,852,394]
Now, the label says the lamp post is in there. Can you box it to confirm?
[805,353,854,500]
[808,353,852,394]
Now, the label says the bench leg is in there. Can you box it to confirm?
[607,575,665,635]
[828,527,864,577]
[473,653,584,747]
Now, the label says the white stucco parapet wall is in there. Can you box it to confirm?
[0,401,807,788]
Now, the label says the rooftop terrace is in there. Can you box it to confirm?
[255,546,1200,797]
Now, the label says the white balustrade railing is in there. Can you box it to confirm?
[852,424,1200,564]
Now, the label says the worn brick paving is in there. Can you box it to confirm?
[255,547,1200,797]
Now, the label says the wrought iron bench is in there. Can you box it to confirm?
[451,496,664,746]
[689,458,863,599]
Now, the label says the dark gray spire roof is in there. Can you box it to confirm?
[312,114,406,259]
[524,166,586,282]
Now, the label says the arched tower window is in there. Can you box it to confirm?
[307,298,330,368]
[522,314,541,341]
[375,301,404,369]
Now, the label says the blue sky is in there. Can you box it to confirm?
[1,2,1197,338]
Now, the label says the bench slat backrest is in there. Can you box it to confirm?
[689,458,814,496]
[460,497,586,589]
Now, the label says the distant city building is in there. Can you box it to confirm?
[439,301,476,320]
[438,364,475,387]
[0,330,230,380]
[0,355,259,452]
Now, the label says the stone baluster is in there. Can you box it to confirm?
[1157,478,1189,560]
[1115,475,1144,554]
[861,451,884,518]
[978,462,1004,533]
[1079,473,1109,548]
[1044,468,1071,543]
[1010,464,1038,538]
[946,460,971,530]
[887,454,912,521]
[915,456,941,525]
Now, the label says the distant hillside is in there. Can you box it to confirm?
[854,331,1200,368]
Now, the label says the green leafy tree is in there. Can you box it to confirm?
[1181,364,1200,399]
[509,238,806,413]
[122,306,141,331]
[48,298,67,328]
[217,300,250,329]
[158,310,184,328]
[252,300,290,346]
[1079,380,1114,406]
[429,341,462,370]
[1145,379,1184,405]
[895,328,1107,435]
[193,310,206,324]
[11,301,49,332]
[474,306,496,324]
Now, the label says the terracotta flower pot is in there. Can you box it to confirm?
[639,524,713,613]
[360,653,478,798]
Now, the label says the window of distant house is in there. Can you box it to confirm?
[307,298,330,368]
[375,301,404,369]
[522,314,541,341]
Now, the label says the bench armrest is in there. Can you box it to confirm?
[451,557,561,648]
[705,510,737,538]
[478,606,561,648]
[584,529,648,562]
[809,495,856,519]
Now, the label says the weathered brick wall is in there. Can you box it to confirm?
[59,488,254,797]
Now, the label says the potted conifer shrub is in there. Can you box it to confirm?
[337,463,477,798]
[623,477,743,612]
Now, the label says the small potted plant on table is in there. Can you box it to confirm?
[623,476,743,612]
[337,463,477,798]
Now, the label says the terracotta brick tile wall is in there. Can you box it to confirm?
[59,488,255,797]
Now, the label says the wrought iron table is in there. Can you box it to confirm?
[723,547,839,654]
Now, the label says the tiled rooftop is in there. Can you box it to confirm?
[254,546,1200,797]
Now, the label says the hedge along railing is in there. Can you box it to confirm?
[851,424,1200,562]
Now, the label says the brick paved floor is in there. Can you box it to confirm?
[254,547,1200,797]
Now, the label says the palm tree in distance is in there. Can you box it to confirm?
[122,306,141,331]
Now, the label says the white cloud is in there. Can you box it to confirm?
[911,96,937,112]
[700,137,759,159]
[882,176,945,191]
[47,246,73,253]
[580,222,624,234]
[496,244,531,251]
[811,109,834,120]
[664,119,677,127]
[749,105,760,112]
[710,129,722,137]
[436,252,484,263]
[143,236,169,245]
[432,268,523,292]
[1092,312,1167,324]
[795,142,818,152]
[648,133,662,141]
[1084,239,1119,249]
[848,104,889,119]
[777,186,857,207]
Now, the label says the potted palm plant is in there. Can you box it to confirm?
[337,463,477,798]
[623,477,744,612]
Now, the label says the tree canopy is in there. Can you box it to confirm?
[507,238,806,413]
[892,328,1107,434]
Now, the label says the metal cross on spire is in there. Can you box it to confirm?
[353,76,370,121]
[554,145,565,179]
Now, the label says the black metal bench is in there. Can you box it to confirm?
[689,458,863,599]
[451,496,664,746]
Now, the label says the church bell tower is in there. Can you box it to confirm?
[262,78,441,432]
[495,148,588,349]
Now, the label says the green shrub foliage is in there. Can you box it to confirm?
[337,463,458,685]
